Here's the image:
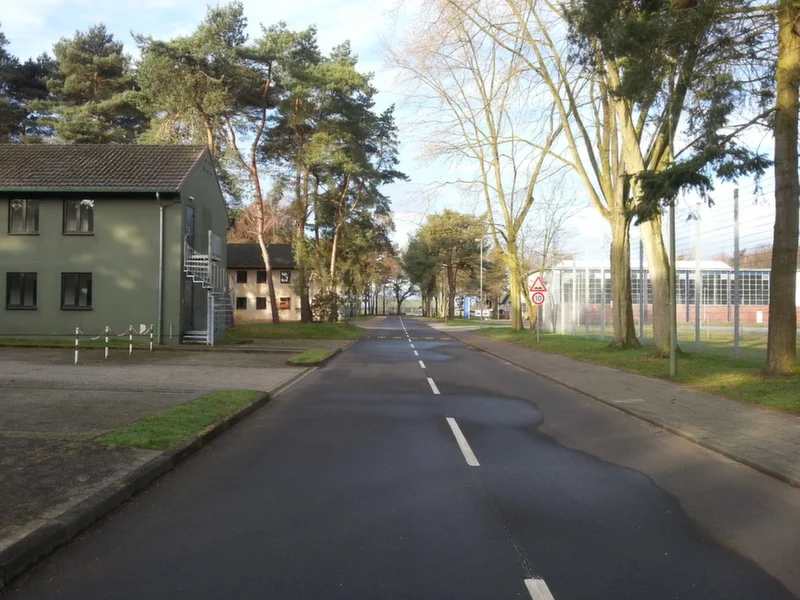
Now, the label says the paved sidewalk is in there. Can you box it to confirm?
[443,328,800,488]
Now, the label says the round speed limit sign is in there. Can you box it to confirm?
[531,292,545,305]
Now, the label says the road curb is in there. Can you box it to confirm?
[0,373,313,590]
[447,332,800,491]
[285,338,359,367]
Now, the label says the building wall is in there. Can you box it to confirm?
[1,196,185,340]
[179,154,229,337]
[228,268,302,322]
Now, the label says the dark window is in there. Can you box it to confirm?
[9,200,39,234]
[256,270,267,284]
[280,270,291,284]
[256,297,267,310]
[236,297,247,310]
[63,200,94,234]
[6,272,37,309]
[237,270,248,284]
[278,297,290,310]
[61,273,92,309]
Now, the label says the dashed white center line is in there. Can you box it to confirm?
[410,343,415,348]
[524,578,555,600]
[427,377,440,395]
[445,417,479,466]
[418,360,426,369]
[413,350,419,356]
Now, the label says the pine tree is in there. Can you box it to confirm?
[47,24,146,143]
[0,24,54,141]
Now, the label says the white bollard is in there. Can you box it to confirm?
[128,326,133,356]
[104,325,109,360]
[149,325,153,352]
[74,327,79,364]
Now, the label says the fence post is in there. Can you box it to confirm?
[74,327,79,365]
[639,239,644,340]
[559,269,565,335]
[104,325,109,360]
[150,325,154,352]
[572,263,577,335]
[129,326,133,356]
[733,188,740,359]
[585,267,590,338]
[695,204,702,353]
[601,267,606,340]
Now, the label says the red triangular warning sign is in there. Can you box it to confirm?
[529,277,547,293]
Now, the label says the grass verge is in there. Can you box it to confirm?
[477,329,800,413]
[439,319,505,327]
[288,348,334,365]
[95,390,263,450]
[227,322,363,340]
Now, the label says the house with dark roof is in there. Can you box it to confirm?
[227,243,313,321]
[0,144,230,344]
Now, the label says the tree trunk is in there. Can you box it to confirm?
[330,224,341,282]
[446,265,456,320]
[506,240,524,331]
[298,267,312,323]
[609,209,639,348]
[257,236,280,325]
[640,216,671,355]
[767,0,800,374]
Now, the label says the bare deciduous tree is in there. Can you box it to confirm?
[388,3,564,331]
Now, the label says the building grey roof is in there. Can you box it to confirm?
[0,144,208,192]
[227,243,296,270]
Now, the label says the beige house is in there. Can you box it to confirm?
[227,244,312,322]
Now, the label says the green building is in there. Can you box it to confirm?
[0,144,231,345]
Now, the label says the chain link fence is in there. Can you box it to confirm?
[538,179,800,360]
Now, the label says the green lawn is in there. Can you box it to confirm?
[560,324,789,361]
[288,348,334,365]
[478,328,800,413]
[439,318,505,327]
[95,390,262,450]
[227,321,363,340]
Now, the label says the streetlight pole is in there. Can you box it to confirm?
[480,239,484,328]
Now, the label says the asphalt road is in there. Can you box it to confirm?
[5,317,797,599]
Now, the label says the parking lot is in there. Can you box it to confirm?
[0,347,302,539]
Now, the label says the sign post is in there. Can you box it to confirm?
[529,277,547,343]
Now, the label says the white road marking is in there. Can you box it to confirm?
[413,350,419,356]
[410,343,415,348]
[427,377,440,395]
[524,578,555,600]
[419,360,426,369]
[613,399,645,404]
[445,417,479,467]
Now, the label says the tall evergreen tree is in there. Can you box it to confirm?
[0,24,54,141]
[47,24,146,143]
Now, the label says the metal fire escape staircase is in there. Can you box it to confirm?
[183,232,233,344]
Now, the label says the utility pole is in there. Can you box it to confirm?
[669,199,678,376]
[733,188,740,359]
[479,238,484,328]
